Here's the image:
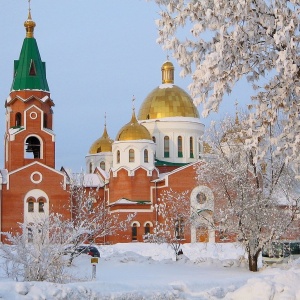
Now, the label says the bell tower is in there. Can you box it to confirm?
[4,7,55,172]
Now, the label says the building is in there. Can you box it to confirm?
[1,9,298,246]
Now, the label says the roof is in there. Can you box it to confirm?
[11,37,49,91]
[154,159,188,167]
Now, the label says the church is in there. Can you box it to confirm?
[0,8,220,244]
[0,9,298,246]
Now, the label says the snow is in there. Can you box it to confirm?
[0,242,299,299]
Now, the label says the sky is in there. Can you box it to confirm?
[0,1,253,172]
[0,242,299,299]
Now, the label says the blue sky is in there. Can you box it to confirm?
[0,1,253,172]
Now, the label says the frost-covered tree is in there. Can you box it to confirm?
[0,214,71,282]
[145,189,191,261]
[196,115,300,271]
[66,173,134,263]
[149,0,300,161]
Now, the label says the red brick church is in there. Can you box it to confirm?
[1,9,298,245]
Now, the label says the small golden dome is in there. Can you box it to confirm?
[24,10,36,38]
[116,110,151,141]
[89,125,113,154]
[138,61,199,120]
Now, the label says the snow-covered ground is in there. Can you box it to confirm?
[0,243,299,299]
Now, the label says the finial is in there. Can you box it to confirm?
[104,112,107,127]
[132,95,136,112]
[24,0,36,38]
[167,54,170,61]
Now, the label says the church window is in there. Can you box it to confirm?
[144,149,148,163]
[196,192,207,204]
[190,137,194,158]
[28,200,34,212]
[152,136,156,143]
[29,59,36,76]
[28,227,33,243]
[129,149,135,162]
[175,217,185,240]
[144,223,151,235]
[178,136,183,157]
[117,150,120,163]
[100,161,105,170]
[132,223,138,241]
[89,162,93,173]
[38,198,45,213]
[164,136,169,158]
[25,136,41,159]
[15,112,22,127]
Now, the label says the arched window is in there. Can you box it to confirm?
[129,149,135,162]
[15,112,22,127]
[144,223,151,235]
[25,136,41,159]
[152,136,156,143]
[190,137,194,158]
[164,136,169,158]
[27,198,34,212]
[100,161,105,170]
[89,162,93,173]
[43,113,48,128]
[144,149,148,163]
[175,217,185,240]
[38,198,45,213]
[132,223,138,241]
[117,150,120,163]
[28,227,33,243]
[178,136,183,157]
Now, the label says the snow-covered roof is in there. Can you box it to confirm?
[112,198,151,205]
[83,174,103,188]
[8,127,24,135]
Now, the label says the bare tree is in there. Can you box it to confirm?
[145,189,191,261]
[149,0,300,162]
[196,115,300,271]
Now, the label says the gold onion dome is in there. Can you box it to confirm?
[116,110,151,141]
[24,10,36,38]
[89,125,113,154]
[138,61,200,120]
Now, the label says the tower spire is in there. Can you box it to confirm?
[24,0,36,38]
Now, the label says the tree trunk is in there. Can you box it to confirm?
[248,251,260,272]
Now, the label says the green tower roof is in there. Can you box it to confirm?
[11,11,49,92]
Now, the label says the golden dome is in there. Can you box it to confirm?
[89,125,113,154]
[138,61,200,120]
[24,10,36,38]
[116,110,151,141]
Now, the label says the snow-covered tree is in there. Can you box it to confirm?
[145,189,191,260]
[196,115,300,271]
[65,173,135,263]
[149,0,300,161]
[0,214,71,282]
